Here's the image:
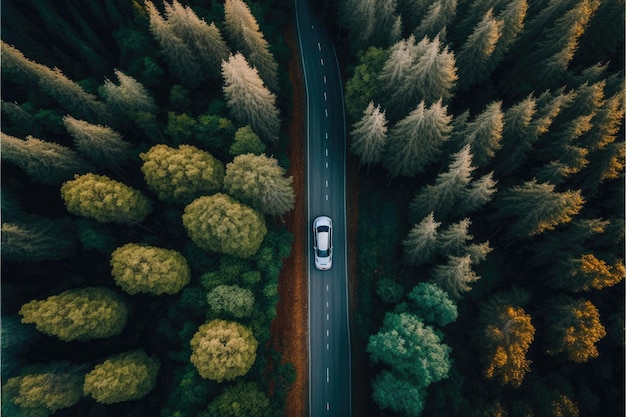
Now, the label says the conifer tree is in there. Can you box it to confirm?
[350,101,388,169]
[378,35,421,118]
[409,144,475,221]
[493,180,584,238]
[110,243,191,295]
[223,0,279,92]
[190,319,258,382]
[83,350,160,404]
[229,125,266,156]
[223,153,295,216]
[140,144,224,205]
[453,101,503,167]
[63,115,130,168]
[1,132,91,186]
[495,95,538,175]
[165,0,230,82]
[403,212,441,266]
[338,0,401,52]
[432,254,480,299]
[222,53,280,143]
[412,35,458,105]
[436,218,472,257]
[61,173,152,225]
[19,287,128,341]
[557,254,625,292]
[543,296,606,363]
[414,0,458,41]
[1,218,76,263]
[459,171,497,215]
[383,99,453,178]
[182,193,267,258]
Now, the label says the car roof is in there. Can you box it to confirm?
[318,230,329,250]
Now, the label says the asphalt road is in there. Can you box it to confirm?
[294,1,352,416]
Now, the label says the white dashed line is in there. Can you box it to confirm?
[320,58,324,65]
[326,329,329,336]
[327,313,329,320]
[325,195,328,200]
[325,162,328,168]
[326,343,329,350]
[318,42,321,51]
[325,148,328,156]
[325,180,328,187]
[325,108,328,117]
[325,132,328,139]
[324,91,327,100]
[327,368,330,382]
[323,76,327,83]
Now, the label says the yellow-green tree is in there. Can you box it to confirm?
[110,243,191,295]
[83,350,160,404]
[19,287,128,341]
[61,173,152,225]
[190,319,258,382]
[140,144,224,204]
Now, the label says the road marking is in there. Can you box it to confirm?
[325,148,328,156]
[327,343,329,350]
[318,42,321,51]
[326,301,329,307]
[325,162,328,168]
[325,180,328,187]
[325,132,328,139]
[327,403,330,411]
[326,284,329,291]
[325,108,328,117]
[320,58,324,65]
[324,91,327,100]
[325,195,328,201]
[327,313,329,320]
[323,76,327,83]
[327,368,330,382]
[326,329,329,336]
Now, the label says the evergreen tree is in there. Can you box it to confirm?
[165,0,230,82]
[182,193,267,258]
[190,319,258,382]
[223,153,294,216]
[431,254,480,299]
[83,350,160,404]
[63,115,130,168]
[409,144,475,221]
[436,218,472,257]
[543,296,606,363]
[495,95,538,175]
[229,125,266,156]
[403,212,441,266]
[2,363,85,416]
[459,171,497,216]
[350,101,388,169]
[222,53,280,143]
[557,254,625,292]
[206,285,255,319]
[110,243,191,295]
[1,132,91,186]
[338,0,401,52]
[453,101,503,167]
[61,173,152,225]
[456,9,503,89]
[414,0,458,41]
[493,180,584,238]
[1,218,76,263]
[201,382,271,417]
[19,287,128,341]
[0,41,108,122]
[383,99,453,177]
[405,282,458,327]
[411,34,458,105]
[140,144,224,205]
[223,0,278,92]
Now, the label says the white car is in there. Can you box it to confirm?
[313,216,332,270]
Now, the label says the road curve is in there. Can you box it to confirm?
[294,1,352,416]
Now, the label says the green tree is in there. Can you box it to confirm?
[376,277,405,304]
[61,173,152,225]
[350,101,388,169]
[1,132,91,186]
[436,218,473,257]
[19,287,128,341]
[493,180,584,238]
[140,144,224,204]
[371,370,426,417]
[338,0,401,52]
[83,350,160,404]
[222,53,280,143]
[413,0,458,41]
[63,115,130,168]
[344,47,389,121]
[230,125,266,156]
[405,282,458,327]
[201,382,271,417]
[1,218,76,263]
[182,193,267,258]
[2,363,85,417]
[495,95,539,175]
[543,296,606,363]
[223,153,295,216]
[459,172,497,216]
[453,101,504,167]
[190,319,258,382]
[432,254,480,299]
[206,285,255,319]
[403,212,441,266]
[383,99,453,177]
[110,243,191,295]
[223,0,278,92]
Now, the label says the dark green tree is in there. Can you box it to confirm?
[1,217,76,263]
[344,47,389,121]
[405,282,458,327]
[230,125,266,156]
[432,254,480,299]
[403,212,441,266]
[350,101,388,169]
[371,370,426,417]
[452,101,503,167]
[200,382,271,417]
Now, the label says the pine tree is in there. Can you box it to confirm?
[414,0,458,41]
[350,101,388,169]
[182,193,267,258]
[459,171,497,215]
[383,99,453,178]
[456,9,503,89]
[543,296,606,363]
[165,0,230,82]
[432,254,480,298]
[110,243,191,295]
[1,132,92,185]
[190,319,258,382]
[19,287,128,341]
[411,35,458,105]
[338,0,401,52]
[1,218,76,263]
[63,115,130,168]
[558,254,625,292]
[83,350,160,404]
[222,53,280,143]
[454,101,503,167]
[403,212,441,266]
[436,218,472,257]
[223,0,279,92]
[140,144,224,205]
[495,95,538,175]
[493,180,584,238]
[409,144,475,221]
[101,69,158,132]
[61,173,152,225]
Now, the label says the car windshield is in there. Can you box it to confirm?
[318,248,330,257]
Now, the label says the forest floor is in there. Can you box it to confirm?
[271,22,361,417]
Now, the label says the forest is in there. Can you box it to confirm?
[331,0,625,416]
[1,1,624,417]
[1,0,297,416]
